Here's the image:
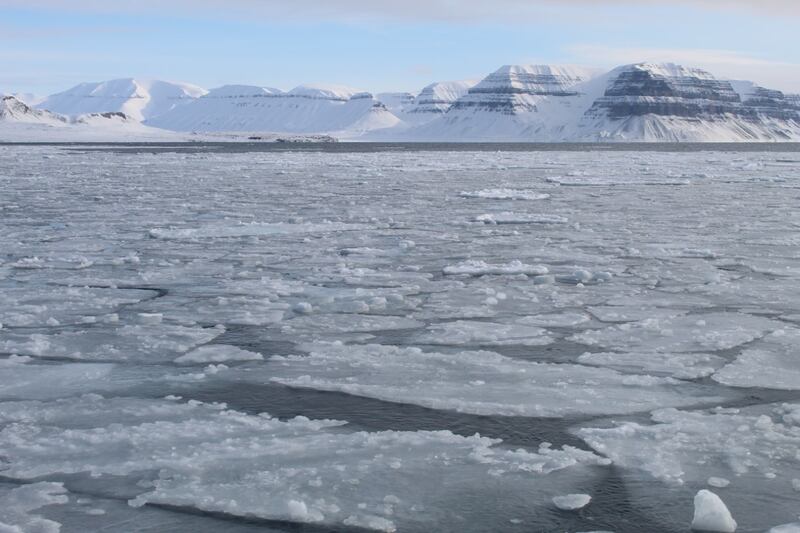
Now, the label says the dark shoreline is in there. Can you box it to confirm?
[4,141,800,153]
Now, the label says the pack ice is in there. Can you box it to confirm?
[2,145,800,532]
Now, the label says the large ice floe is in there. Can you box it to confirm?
[269,342,724,417]
[0,395,608,532]
[2,145,800,531]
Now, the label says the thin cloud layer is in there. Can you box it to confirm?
[7,0,800,22]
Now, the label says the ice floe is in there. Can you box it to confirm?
[0,395,608,532]
[460,189,551,201]
[270,342,724,417]
[691,490,737,532]
[0,482,68,533]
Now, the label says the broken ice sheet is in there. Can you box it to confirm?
[0,285,152,327]
[0,395,608,532]
[0,322,225,362]
[570,312,780,353]
[713,328,800,390]
[0,482,68,533]
[575,404,800,531]
[269,343,726,417]
[414,320,553,346]
[577,351,726,380]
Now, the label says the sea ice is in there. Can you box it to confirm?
[691,490,737,532]
[0,395,608,532]
[474,212,568,225]
[443,260,548,276]
[577,351,725,379]
[552,493,591,511]
[269,342,724,417]
[713,328,800,390]
[415,320,553,346]
[0,482,68,533]
[175,344,263,364]
[459,189,551,201]
[570,312,779,353]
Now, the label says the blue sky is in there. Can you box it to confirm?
[3,0,799,96]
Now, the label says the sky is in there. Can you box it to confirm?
[2,0,800,97]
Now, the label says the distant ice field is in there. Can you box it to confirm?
[1,144,800,532]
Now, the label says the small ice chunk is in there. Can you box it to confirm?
[552,493,591,511]
[293,302,313,314]
[768,524,800,533]
[707,477,730,488]
[691,490,737,532]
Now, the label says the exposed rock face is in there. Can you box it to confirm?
[147,85,401,136]
[0,96,66,124]
[449,65,592,114]
[587,64,742,119]
[407,80,475,116]
[576,63,800,141]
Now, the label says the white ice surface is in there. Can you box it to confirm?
[269,342,723,417]
[691,490,737,533]
[552,493,591,511]
[175,344,263,364]
[0,482,68,533]
[570,312,780,353]
[0,395,608,532]
[713,328,800,390]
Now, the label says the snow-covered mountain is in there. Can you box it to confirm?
[0,95,183,142]
[17,63,800,142]
[147,84,400,137]
[568,63,800,141]
[378,80,476,125]
[382,63,800,142]
[37,79,207,122]
[395,65,599,140]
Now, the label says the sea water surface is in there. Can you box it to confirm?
[1,143,799,532]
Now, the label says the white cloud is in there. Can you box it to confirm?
[567,45,800,93]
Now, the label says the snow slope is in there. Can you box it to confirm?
[147,84,400,137]
[0,95,183,142]
[37,78,207,122]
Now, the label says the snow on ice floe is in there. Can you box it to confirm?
[0,285,152,327]
[691,490,737,533]
[712,328,800,390]
[570,312,780,353]
[269,343,724,417]
[0,356,115,400]
[0,482,68,533]
[0,395,609,532]
[576,403,800,530]
[443,260,549,276]
[175,344,263,364]
[282,313,422,335]
[0,323,225,362]
[148,221,374,240]
[552,493,591,511]
[460,189,551,201]
[577,351,726,379]
[474,212,568,225]
[415,320,553,346]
